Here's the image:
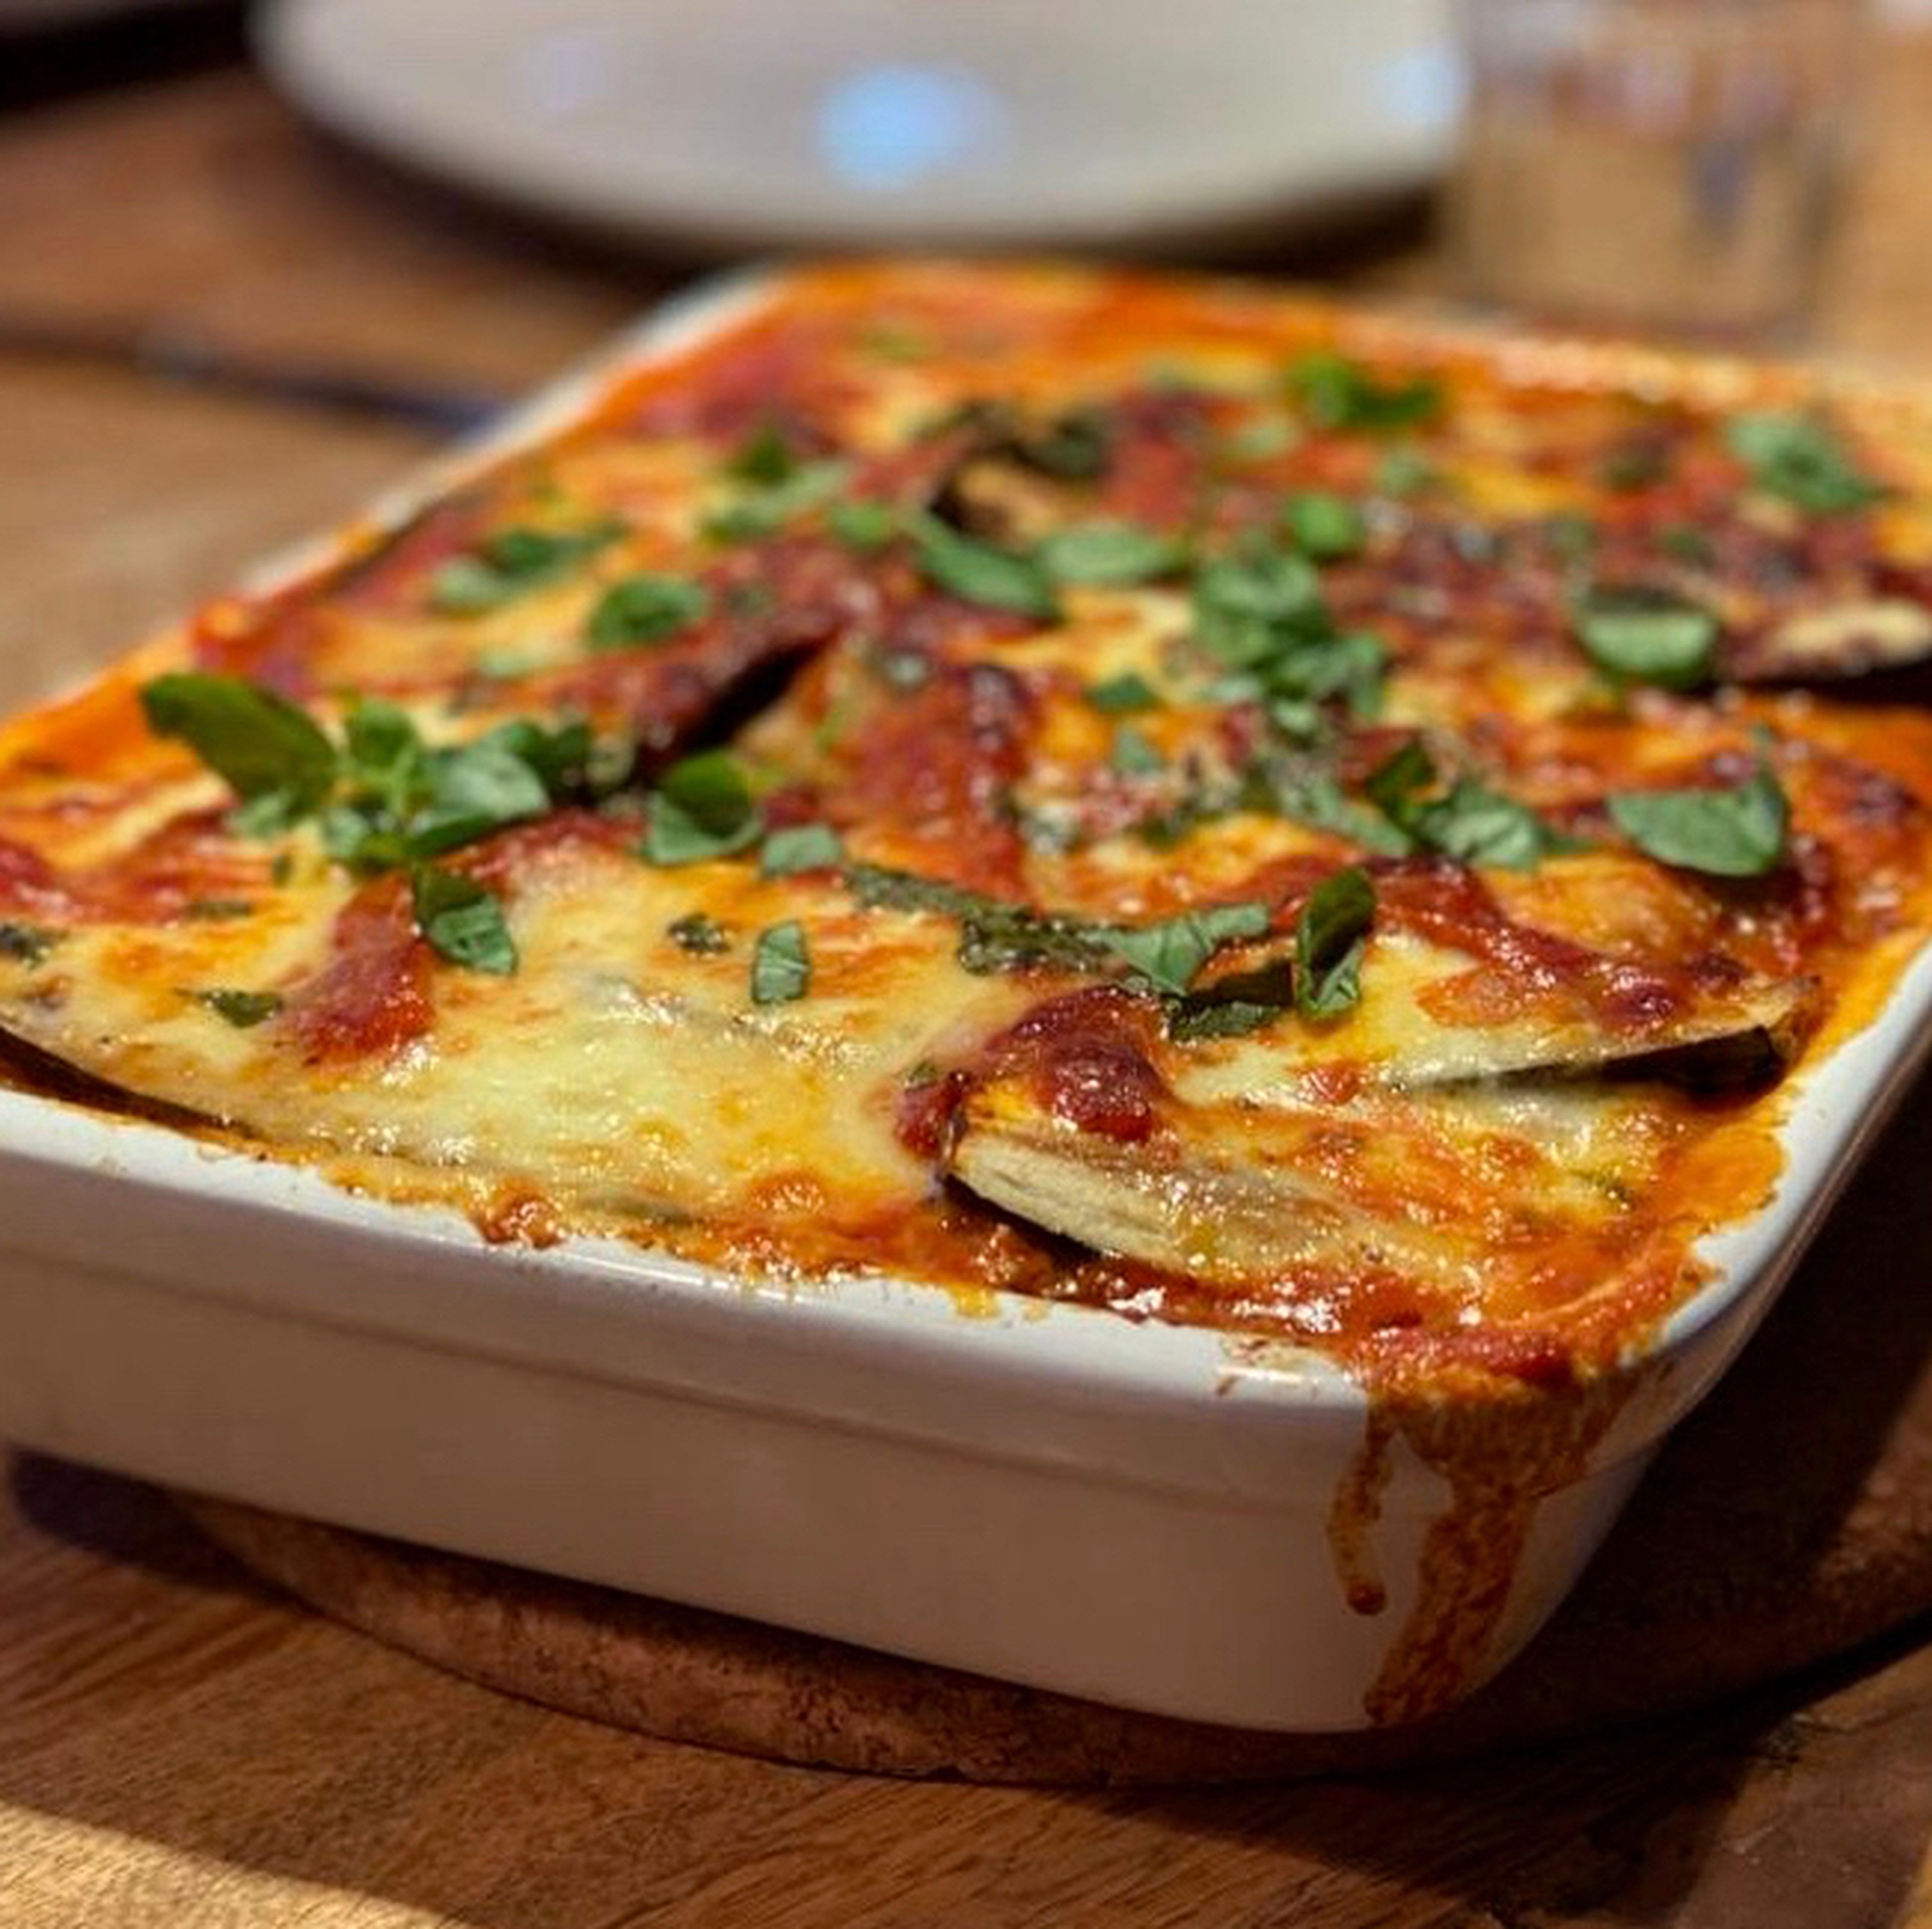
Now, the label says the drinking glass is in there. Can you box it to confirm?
[1449,0,1869,341]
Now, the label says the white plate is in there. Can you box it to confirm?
[255,0,1460,254]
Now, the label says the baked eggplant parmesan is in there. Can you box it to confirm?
[7,260,1932,1403]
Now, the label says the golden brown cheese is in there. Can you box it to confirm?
[5,261,1932,1396]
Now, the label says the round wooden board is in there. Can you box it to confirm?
[184,1072,1932,1787]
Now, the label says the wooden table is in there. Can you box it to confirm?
[7,39,1932,1928]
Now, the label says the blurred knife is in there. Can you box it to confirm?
[0,313,506,435]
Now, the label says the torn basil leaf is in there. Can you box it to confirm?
[828,499,897,550]
[1367,742,1572,870]
[905,511,1059,619]
[140,672,339,824]
[1290,351,1442,435]
[427,520,621,613]
[641,750,764,866]
[1267,770,1413,857]
[760,823,845,876]
[1086,671,1161,714]
[1724,412,1885,516]
[1192,544,1326,670]
[1419,779,1574,870]
[1104,901,1270,996]
[1282,490,1367,561]
[407,738,553,856]
[725,419,799,487]
[586,573,710,650]
[410,866,517,975]
[1017,406,1112,481]
[1294,866,1375,1017]
[704,460,851,542]
[1607,762,1790,877]
[187,988,284,1028]
[1573,583,1717,689]
[1035,522,1186,588]
[0,921,61,965]
[1110,725,1166,776]
[750,920,811,1004]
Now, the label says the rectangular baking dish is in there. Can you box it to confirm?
[2,269,1929,1734]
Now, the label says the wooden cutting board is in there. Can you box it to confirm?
[184,1063,1932,1787]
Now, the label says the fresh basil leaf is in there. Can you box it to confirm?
[1283,491,1367,561]
[1290,352,1442,434]
[1165,958,1297,1041]
[181,897,256,922]
[844,863,1115,977]
[483,525,610,576]
[1294,866,1375,1017]
[639,807,755,869]
[343,696,421,781]
[1267,631,1387,719]
[1607,762,1790,877]
[1167,996,1281,1041]
[408,739,552,856]
[1036,522,1186,587]
[586,572,710,650]
[1724,412,1885,516]
[1110,725,1166,776]
[1018,406,1112,481]
[750,920,811,1004]
[1367,742,1570,870]
[666,911,731,954]
[1414,778,1574,871]
[725,419,798,487]
[1270,771,1413,856]
[424,556,508,615]
[478,717,599,797]
[1573,583,1718,688]
[140,673,338,820]
[641,750,763,865]
[319,800,404,870]
[761,822,845,875]
[704,460,851,542]
[905,511,1059,619]
[0,921,60,965]
[428,521,621,612]
[1104,901,1270,996]
[828,499,897,550]
[1266,697,1323,743]
[1192,545,1326,669]
[410,866,517,974]
[1363,739,1437,824]
[1086,671,1161,714]
[188,988,284,1028]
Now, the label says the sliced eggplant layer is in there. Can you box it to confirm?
[949,1097,1477,1292]
[946,1066,1648,1297]
[1171,938,1813,1110]
[1724,598,1932,684]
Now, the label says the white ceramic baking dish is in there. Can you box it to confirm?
[1,271,1929,1733]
